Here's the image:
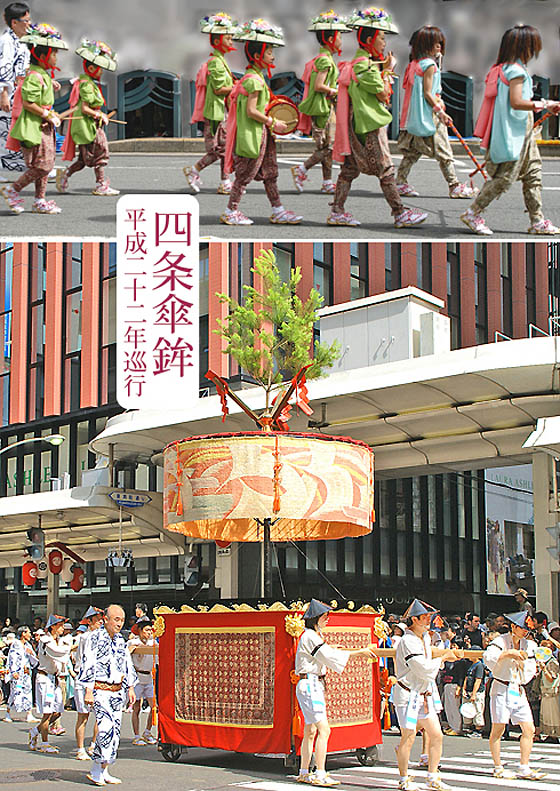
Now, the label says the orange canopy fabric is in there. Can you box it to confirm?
[163,432,375,542]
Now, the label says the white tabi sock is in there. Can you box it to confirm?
[271,205,285,215]
[427,773,438,781]
[91,762,104,782]
[315,770,326,781]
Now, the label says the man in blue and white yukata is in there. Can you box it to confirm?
[79,604,137,786]
[6,624,38,722]
[74,606,104,761]
[393,599,463,791]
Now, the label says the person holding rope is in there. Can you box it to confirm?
[393,599,463,791]
[461,24,560,236]
[127,616,158,747]
[294,599,375,787]
[396,25,477,200]
[483,610,544,780]
[58,38,119,196]
[292,11,350,196]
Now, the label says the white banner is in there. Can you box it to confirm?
[116,194,199,410]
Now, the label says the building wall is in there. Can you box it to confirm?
[0,241,554,618]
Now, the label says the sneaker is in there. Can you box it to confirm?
[132,735,148,746]
[217,178,233,195]
[28,728,39,751]
[270,208,302,224]
[397,183,420,197]
[321,180,336,195]
[56,168,69,193]
[528,218,560,235]
[326,211,361,226]
[220,208,253,225]
[92,181,120,196]
[183,166,202,194]
[398,778,419,791]
[4,715,13,722]
[517,768,547,781]
[394,208,428,228]
[87,773,106,786]
[460,208,492,235]
[308,775,340,787]
[32,198,61,214]
[103,770,122,785]
[0,184,24,214]
[291,165,307,193]
[76,748,91,760]
[492,766,515,779]
[142,730,157,745]
[449,182,478,199]
[426,776,453,791]
[38,743,59,753]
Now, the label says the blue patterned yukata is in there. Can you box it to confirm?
[7,639,37,712]
[0,27,29,172]
[78,626,137,765]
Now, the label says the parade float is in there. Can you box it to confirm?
[154,249,383,765]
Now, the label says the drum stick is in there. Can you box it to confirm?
[366,647,485,660]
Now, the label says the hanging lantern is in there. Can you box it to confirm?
[36,559,48,579]
[61,557,74,583]
[163,432,375,543]
[22,561,38,586]
[48,549,63,574]
[215,540,231,549]
[70,566,85,592]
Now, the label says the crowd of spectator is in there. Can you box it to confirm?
[383,591,560,742]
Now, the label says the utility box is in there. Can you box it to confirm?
[318,287,451,373]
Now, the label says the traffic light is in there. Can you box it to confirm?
[184,551,200,586]
[26,527,45,561]
[546,524,560,561]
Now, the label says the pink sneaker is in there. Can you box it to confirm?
[0,184,24,214]
[291,165,307,193]
[460,208,492,235]
[183,166,202,193]
[92,181,120,196]
[220,208,253,225]
[396,183,420,197]
[394,207,428,228]
[321,180,336,194]
[528,218,559,235]
[449,182,478,199]
[32,198,61,214]
[270,208,302,224]
[326,211,361,226]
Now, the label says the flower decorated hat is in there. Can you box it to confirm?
[21,22,69,49]
[347,7,399,34]
[76,39,118,72]
[200,12,240,35]
[308,10,351,32]
[236,18,285,47]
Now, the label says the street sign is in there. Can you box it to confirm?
[108,492,152,508]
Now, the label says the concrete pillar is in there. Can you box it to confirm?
[214,544,238,599]
[533,452,559,620]
[46,571,60,615]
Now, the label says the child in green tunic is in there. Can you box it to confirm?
[185,13,238,195]
[292,11,350,196]
[331,7,428,229]
[58,39,119,197]
[222,19,302,226]
[0,23,67,215]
